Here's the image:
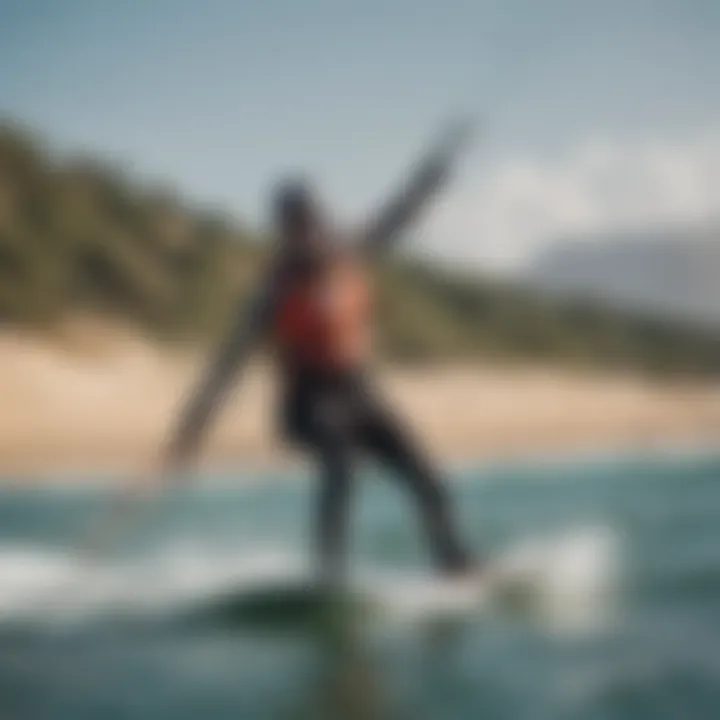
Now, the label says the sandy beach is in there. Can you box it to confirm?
[0,322,717,479]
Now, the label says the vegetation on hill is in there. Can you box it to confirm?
[1,120,718,376]
[0,121,263,340]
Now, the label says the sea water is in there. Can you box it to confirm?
[0,450,718,719]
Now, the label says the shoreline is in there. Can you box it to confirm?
[2,415,717,484]
[5,435,718,490]
[0,328,717,483]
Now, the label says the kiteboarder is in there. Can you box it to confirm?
[163,121,477,584]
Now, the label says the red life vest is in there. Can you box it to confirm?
[273,258,371,370]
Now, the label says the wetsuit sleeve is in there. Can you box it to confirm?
[361,120,475,255]
[163,275,278,470]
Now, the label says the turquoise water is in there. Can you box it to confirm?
[0,451,719,719]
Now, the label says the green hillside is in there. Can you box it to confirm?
[1,120,719,376]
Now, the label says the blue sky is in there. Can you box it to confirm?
[2,0,720,267]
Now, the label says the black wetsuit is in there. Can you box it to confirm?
[281,366,472,579]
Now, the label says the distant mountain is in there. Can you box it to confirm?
[527,226,720,331]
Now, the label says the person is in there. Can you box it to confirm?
[162,121,477,584]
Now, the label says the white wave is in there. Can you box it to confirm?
[0,543,308,626]
[494,524,620,632]
[357,524,619,631]
[0,526,619,632]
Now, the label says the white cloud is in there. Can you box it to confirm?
[424,132,720,272]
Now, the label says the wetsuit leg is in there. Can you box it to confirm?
[359,401,473,574]
[314,429,355,584]
[285,374,359,585]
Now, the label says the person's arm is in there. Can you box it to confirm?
[362,119,475,255]
[162,275,278,475]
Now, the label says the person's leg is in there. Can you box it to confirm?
[302,374,366,586]
[314,432,355,585]
[282,374,358,585]
[360,399,474,574]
